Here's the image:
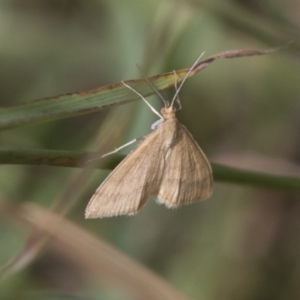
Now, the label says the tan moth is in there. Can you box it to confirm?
[85,53,213,218]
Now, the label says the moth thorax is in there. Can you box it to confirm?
[161,106,176,120]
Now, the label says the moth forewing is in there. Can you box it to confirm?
[85,124,167,218]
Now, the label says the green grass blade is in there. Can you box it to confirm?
[0,75,175,129]
[0,48,279,129]
[1,149,299,192]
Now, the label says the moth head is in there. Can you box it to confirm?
[161,105,176,120]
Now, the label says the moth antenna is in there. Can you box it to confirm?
[136,64,167,106]
[170,51,206,108]
[122,81,163,120]
[172,71,182,111]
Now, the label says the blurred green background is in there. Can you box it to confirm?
[0,0,300,299]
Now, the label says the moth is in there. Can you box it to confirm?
[84,46,281,218]
[85,53,213,218]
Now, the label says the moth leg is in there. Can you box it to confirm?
[85,138,138,164]
[101,138,138,157]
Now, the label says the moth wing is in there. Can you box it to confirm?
[157,124,213,207]
[85,130,165,218]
